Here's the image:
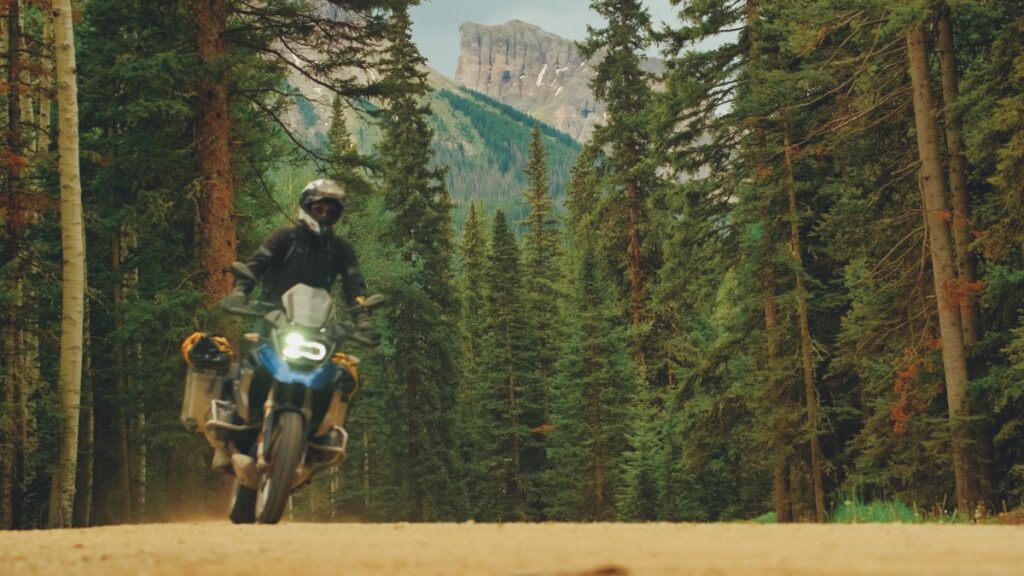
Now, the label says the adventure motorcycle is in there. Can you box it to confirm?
[181,262,382,524]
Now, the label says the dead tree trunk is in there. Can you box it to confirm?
[783,120,827,522]
[935,1,993,509]
[747,0,797,524]
[906,20,977,515]
[934,4,978,344]
[764,288,793,523]
[111,232,132,522]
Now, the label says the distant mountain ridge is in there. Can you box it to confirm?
[279,7,582,225]
[454,20,663,142]
[285,63,580,227]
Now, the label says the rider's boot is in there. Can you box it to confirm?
[212,447,232,471]
[231,453,259,488]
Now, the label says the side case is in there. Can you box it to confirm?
[181,368,224,433]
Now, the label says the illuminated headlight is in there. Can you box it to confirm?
[281,332,327,362]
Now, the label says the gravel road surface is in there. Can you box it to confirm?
[2,521,1022,576]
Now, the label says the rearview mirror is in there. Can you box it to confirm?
[361,294,386,308]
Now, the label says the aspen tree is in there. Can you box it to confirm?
[48,0,85,528]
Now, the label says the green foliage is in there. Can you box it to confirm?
[452,202,491,518]
[9,0,1024,528]
[454,88,579,149]
[830,498,920,524]
[547,247,634,520]
[431,88,581,228]
[477,211,545,520]
[367,7,464,521]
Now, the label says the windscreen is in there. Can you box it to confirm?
[281,284,335,328]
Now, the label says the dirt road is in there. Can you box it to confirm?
[2,521,1022,576]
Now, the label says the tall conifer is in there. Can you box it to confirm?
[581,0,657,346]
[546,246,633,520]
[480,211,543,520]
[520,126,561,510]
[456,201,490,515]
[374,7,463,521]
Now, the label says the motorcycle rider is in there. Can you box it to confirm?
[224,178,372,328]
[217,178,374,470]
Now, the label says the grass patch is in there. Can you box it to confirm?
[832,499,918,523]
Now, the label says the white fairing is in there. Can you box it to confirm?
[281,284,335,327]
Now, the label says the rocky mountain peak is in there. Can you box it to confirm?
[455,20,603,142]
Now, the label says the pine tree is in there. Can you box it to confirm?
[546,246,633,520]
[373,7,463,521]
[581,0,657,344]
[455,201,490,516]
[522,127,562,336]
[961,1,1024,508]
[325,94,373,200]
[479,210,544,520]
[907,14,977,514]
[518,125,562,512]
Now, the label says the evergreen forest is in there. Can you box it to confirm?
[3,0,1024,528]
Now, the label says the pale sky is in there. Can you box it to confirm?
[409,0,680,77]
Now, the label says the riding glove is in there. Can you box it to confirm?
[222,286,249,309]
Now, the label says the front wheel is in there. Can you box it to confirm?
[255,411,305,524]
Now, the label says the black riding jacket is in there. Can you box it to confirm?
[237,224,367,308]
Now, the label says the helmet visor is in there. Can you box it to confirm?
[309,200,342,226]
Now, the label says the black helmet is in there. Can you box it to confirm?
[298,179,345,236]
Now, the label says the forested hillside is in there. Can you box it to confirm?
[3,0,1024,529]
[289,79,581,228]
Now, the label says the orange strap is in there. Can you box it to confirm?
[181,332,206,363]
[332,352,360,381]
[181,332,235,363]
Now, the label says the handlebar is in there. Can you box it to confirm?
[330,322,381,347]
[221,300,277,318]
[220,301,380,348]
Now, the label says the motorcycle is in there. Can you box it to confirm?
[185,262,383,524]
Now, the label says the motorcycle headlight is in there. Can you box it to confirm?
[281,331,327,362]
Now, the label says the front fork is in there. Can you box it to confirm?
[256,386,311,472]
[259,383,353,490]
[211,374,354,489]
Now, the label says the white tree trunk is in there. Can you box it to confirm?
[47,0,85,528]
